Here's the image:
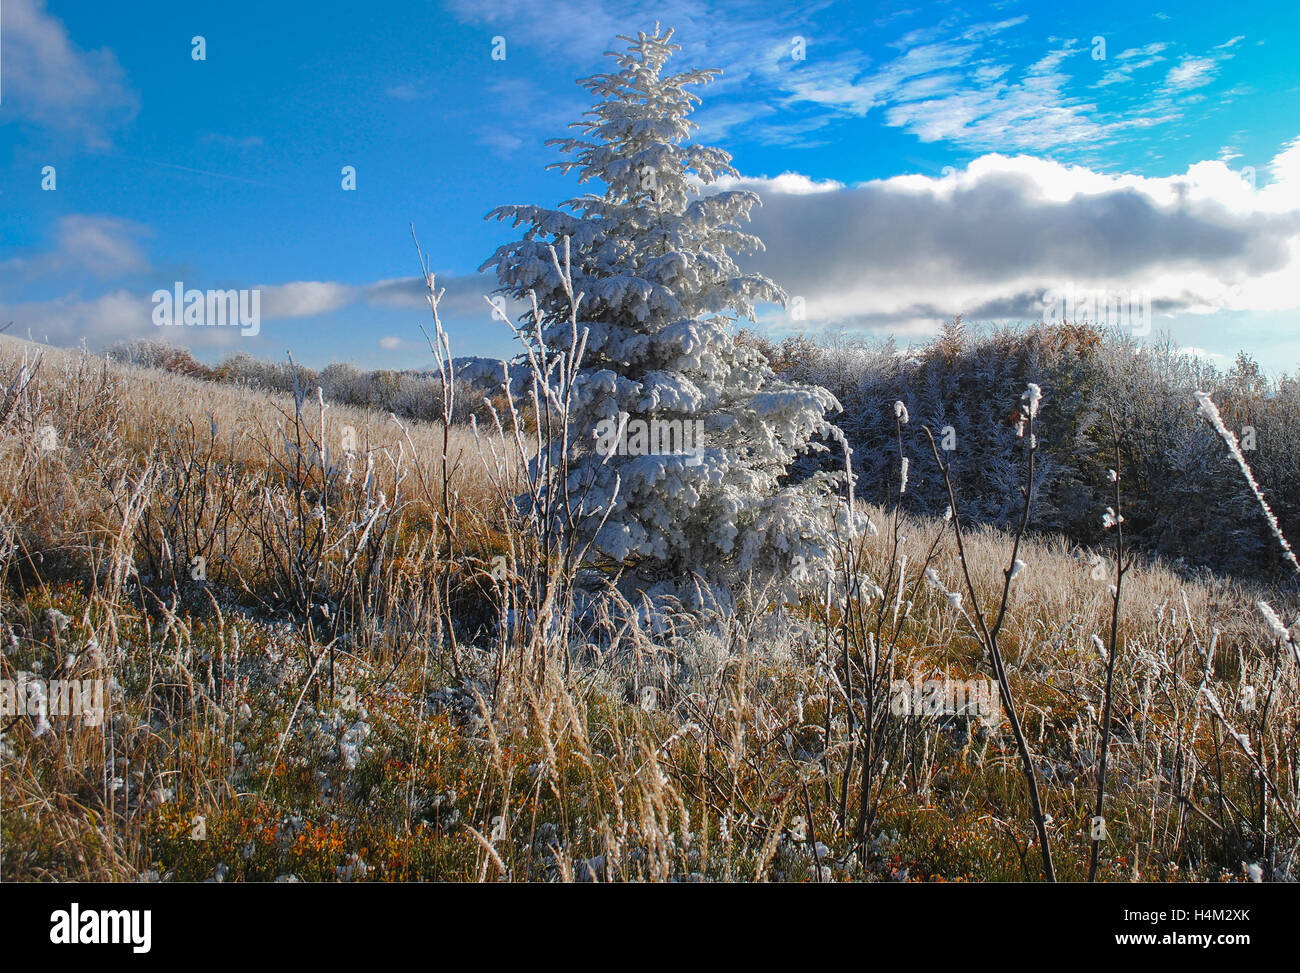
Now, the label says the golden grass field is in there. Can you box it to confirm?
[1,333,1296,882]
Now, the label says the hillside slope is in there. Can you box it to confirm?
[1,335,1296,882]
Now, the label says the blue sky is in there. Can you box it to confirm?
[2,0,1299,371]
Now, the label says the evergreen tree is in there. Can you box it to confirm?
[480,26,844,595]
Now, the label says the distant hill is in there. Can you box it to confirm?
[107,339,517,426]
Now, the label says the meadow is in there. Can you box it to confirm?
[1,331,1296,882]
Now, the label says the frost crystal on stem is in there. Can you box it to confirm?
[1195,390,1300,576]
[1091,634,1108,663]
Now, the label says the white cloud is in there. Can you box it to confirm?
[712,171,843,195]
[778,28,1161,152]
[256,282,359,319]
[0,264,528,357]
[58,215,151,276]
[364,273,514,318]
[478,128,524,156]
[0,214,151,282]
[1162,56,1220,93]
[0,290,239,349]
[719,136,1300,333]
[1118,42,1169,61]
[1095,43,1167,87]
[2,0,137,145]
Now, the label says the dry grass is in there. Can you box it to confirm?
[1,334,1296,882]
[19,337,515,505]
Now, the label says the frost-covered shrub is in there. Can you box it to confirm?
[758,322,1300,578]
[108,339,214,379]
[214,351,316,395]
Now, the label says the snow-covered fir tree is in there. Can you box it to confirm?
[481,25,846,598]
